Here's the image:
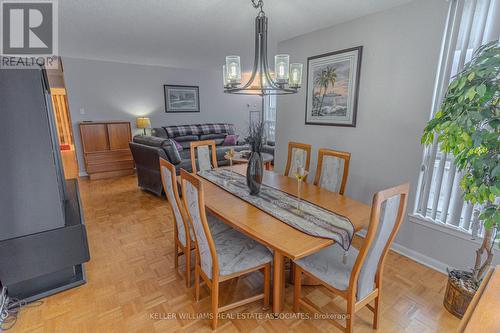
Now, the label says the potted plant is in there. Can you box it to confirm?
[421,40,499,318]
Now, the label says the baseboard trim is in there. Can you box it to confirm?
[355,230,448,275]
[389,242,448,275]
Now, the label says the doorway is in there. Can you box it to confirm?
[46,59,79,179]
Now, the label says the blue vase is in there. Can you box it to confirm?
[246,152,263,195]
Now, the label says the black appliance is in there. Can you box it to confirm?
[0,67,90,302]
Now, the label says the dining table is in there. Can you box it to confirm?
[181,164,371,313]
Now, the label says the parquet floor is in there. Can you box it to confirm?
[12,175,459,333]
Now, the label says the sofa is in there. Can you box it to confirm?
[129,123,249,195]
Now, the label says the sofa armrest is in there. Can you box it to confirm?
[132,135,181,165]
[161,140,182,165]
[151,127,168,138]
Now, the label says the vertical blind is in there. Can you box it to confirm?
[414,0,499,236]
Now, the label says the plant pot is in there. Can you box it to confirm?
[443,270,476,318]
[246,152,263,195]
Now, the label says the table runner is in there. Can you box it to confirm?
[198,169,355,251]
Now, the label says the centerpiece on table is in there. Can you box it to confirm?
[245,121,265,195]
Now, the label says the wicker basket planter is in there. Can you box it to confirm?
[443,270,476,318]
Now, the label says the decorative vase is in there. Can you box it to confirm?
[246,152,263,195]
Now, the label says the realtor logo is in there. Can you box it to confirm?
[1,0,58,68]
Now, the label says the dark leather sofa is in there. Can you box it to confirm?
[129,123,248,195]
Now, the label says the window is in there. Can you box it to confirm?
[414,0,499,237]
[263,95,276,141]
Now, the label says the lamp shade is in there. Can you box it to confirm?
[136,117,151,129]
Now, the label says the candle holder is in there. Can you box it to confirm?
[293,167,308,214]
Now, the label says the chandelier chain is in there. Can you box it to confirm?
[251,0,264,14]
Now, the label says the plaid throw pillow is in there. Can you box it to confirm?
[163,125,201,138]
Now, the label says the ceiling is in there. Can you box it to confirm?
[59,0,413,70]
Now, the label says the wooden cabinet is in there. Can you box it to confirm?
[79,121,134,180]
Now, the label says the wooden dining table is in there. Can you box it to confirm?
[184,164,371,313]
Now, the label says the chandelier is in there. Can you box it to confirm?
[223,0,303,95]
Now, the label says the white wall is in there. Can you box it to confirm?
[63,57,260,174]
[275,0,499,273]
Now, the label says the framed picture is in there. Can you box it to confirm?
[164,85,200,113]
[305,46,362,127]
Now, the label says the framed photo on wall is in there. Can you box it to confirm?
[305,46,362,127]
[164,85,200,113]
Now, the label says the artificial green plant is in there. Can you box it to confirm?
[422,40,499,285]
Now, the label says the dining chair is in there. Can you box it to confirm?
[292,183,409,333]
[284,141,312,180]
[180,169,272,329]
[159,158,230,287]
[190,140,218,173]
[313,148,351,195]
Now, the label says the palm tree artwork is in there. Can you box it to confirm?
[312,66,337,116]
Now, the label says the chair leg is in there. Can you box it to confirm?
[194,264,200,302]
[263,264,270,310]
[289,261,295,284]
[174,243,179,268]
[293,265,302,313]
[211,281,219,330]
[346,298,355,333]
[185,246,191,288]
[373,295,380,329]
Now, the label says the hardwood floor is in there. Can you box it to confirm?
[12,175,459,332]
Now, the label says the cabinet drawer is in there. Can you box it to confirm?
[85,150,132,165]
[86,160,134,174]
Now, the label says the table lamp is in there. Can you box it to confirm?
[136,117,151,135]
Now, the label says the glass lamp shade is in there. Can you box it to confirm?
[289,63,303,88]
[274,54,289,83]
[225,56,241,84]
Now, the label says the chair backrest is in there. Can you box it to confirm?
[180,169,218,279]
[349,183,409,301]
[190,140,218,173]
[159,158,191,247]
[313,148,350,195]
[284,141,312,180]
